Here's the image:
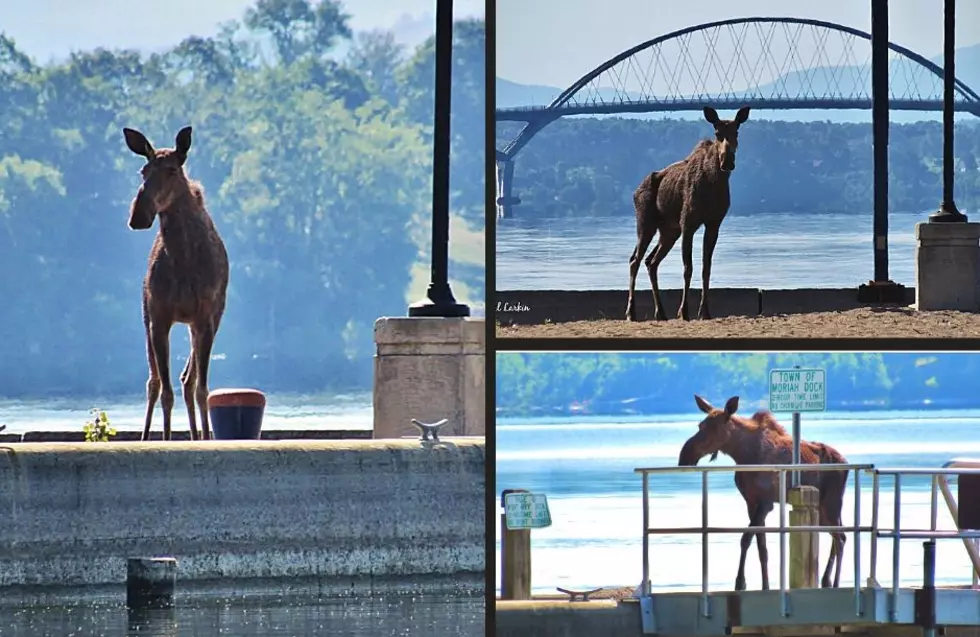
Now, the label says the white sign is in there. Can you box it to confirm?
[504,492,552,530]
[769,368,826,413]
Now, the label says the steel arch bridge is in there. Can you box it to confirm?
[495,16,980,165]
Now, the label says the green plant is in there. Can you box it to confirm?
[83,409,116,443]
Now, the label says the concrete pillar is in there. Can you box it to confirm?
[915,222,980,311]
[373,317,485,439]
[789,486,820,589]
[496,159,519,219]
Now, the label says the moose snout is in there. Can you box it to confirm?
[721,155,735,172]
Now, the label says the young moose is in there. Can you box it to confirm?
[123,126,229,441]
[626,106,750,322]
[677,395,848,591]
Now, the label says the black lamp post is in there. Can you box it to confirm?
[930,0,968,223]
[408,0,471,317]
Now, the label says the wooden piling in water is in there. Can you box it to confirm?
[127,557,177,609]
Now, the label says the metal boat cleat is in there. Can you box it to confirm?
[557,586,603,602]
[410,418,449,442]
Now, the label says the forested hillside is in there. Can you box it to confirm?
[0,1,485,397]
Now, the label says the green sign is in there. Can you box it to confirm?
[769,368,826,413]
[504,492,552,530]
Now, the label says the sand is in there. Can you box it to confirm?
[496,307,980,340]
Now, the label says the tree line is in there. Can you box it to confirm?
[496,353,977,417]
[0,0,485,398]
[497,116,980,218]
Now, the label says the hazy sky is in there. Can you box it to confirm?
[0,0,485,63]
[497,0,980,87]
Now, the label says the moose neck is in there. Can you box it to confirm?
[157,188,209,261]
[718,421,765,465]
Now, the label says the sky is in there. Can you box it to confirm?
[0,0,485,63]
[497,0,980,88]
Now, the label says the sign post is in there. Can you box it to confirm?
[768,366,827,487]
[500,490,552,600]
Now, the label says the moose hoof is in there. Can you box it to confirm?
[734,579,746,591]
[698,310,711,320]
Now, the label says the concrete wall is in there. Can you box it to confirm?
[0,439,484,597]
[0,429,372,443]
[495,288,916,325]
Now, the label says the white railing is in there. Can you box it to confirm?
[635,461,980,620]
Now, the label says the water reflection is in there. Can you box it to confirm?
[0,595,484,637]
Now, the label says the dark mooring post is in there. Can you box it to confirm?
[408,0,471,318]
[930,0,967,223]
[859,0,906,303]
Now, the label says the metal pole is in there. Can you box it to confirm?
[701,471,710,618]
[920,540,937,637]
[930,0,967,222]
[890,475,902,622]
[642,472,650,595]
[871,0,889,280]
[853,470,863,615]
[779,469,788,617]
[870,472,880,584]
[408,0,471,317]
[792,412,801,488]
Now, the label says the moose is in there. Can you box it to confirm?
[626,106,750,322]
[123,126,229,442]
[677,394,848,591]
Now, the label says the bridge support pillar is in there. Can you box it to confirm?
[496,159,521,219]
[789,486,820,589]
[915,222,980,311]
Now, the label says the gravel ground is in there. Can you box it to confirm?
[496,307,980,339]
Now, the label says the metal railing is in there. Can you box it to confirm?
[868,462,980,621]
[635,461,980,620]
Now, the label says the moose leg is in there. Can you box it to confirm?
[755,502,774,590]
[192,319,218,441]
[819,505,847,588]
[180,335,200,441]
[148,320,175,441]
[677,226,695,321]
[698,223,720,320]
[141,323,161,442]
[627,230,655,321]
[736,502,771,590]
[646,229,679,321]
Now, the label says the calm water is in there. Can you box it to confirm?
[0,596,484,636]
[496,211,927,290]
[0,392,372,435]
[496,408,980,594]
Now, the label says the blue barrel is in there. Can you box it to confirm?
[207,388,266,440]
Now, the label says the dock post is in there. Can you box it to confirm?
[789,486,820,588]
[501,490,532,600]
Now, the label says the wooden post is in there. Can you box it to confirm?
[500,512,531,599]
[789,486,820,588]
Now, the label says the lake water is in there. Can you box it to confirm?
[495,408,980,595]
[0,595,484,636]
[0,392,373,435]
[496,211,928,290]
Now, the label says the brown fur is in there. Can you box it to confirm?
[626,106,750,322]
[123,126,230,441]
[677,394,848,591]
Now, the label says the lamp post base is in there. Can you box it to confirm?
[408,283,471,318]
[930,201,968,223]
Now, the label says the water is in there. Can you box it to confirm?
[0,596,484,636]
[0,393,373,435]
[496,211,927,290]
[495,408,980,594]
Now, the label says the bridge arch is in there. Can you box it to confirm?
[497,16,980,159]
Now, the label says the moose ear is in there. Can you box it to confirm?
[724,396,740,416]
[123,128,154,159]
[694,394,713,414]
[702,107,720,125]
[734,106,750,125]
[174,126,192,163]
